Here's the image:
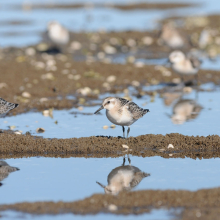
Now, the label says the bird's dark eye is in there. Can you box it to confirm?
[107,101,110,104]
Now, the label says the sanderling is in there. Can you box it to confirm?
[0,161,19,183]
[159,23,184,49]
[94,97,149,138]
[96,158,150,195]
[47,21,70,46]
[168,50,201,82]
[0,97,19,118]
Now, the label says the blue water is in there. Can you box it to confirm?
[1,84,219,138]
[1,156,220,205]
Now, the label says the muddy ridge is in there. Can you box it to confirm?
[1,187,220,220]
[0,132,220,159]
[14,2,194,10]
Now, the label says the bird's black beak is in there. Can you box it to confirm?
[94,106,104,114]
[96,181,105,188]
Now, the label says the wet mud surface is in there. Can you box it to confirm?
[1,187,220,220]
[0,132,220,159]
[12,2,194,11]
[0,50,219,116]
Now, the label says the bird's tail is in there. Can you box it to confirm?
[144,109,150,113]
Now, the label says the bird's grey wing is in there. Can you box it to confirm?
[189,57,202,69]
[127,102,148,120]
[0,98,18,115]
[117,98,130,115]
[130,172,150,188]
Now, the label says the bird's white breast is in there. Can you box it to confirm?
[106,108,136,126]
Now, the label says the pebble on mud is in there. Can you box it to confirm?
[108,204,118,211]
[22,91,31,98]
[106,75,116,83]
[122,144,129,149]
[103,125,109,129]
[168,144,174,149]
[36,128,45,133]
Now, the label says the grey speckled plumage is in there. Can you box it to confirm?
[0,97,19,117]
[117,97,148,119]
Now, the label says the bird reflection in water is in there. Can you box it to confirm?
[96,156,150,195]
[171,99,202,124]
[0,161,19,187]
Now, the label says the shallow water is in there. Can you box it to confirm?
[2,156,220,205]
[1,209,173,220]
[1,83,219,138]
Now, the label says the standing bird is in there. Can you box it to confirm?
[94,97,149,138]
[168,50,201,84]
[96,158,150,195]
[159,23,185,49]
[47,21,70,46]
[0,97,19,118]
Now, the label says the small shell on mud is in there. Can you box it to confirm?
[106,75,116,83]
[134,61,145,68]
[142,36,153,45]
[122,144,129,149]
[14,131,22,135]
[40,97,48,102]
[159,148,165,152]
[42,109,53,117]
[131,80,140,87]
[110,124,116,129]
[104,45,116,54]
[70,41,82,50]
[169,154,173,157]
[22,91,31,98]
[103,125,109,129]
[108,204,118,211]
[36,128,45,133]
[41,73,54,80]
[37,43,49,52]
[77,87,92,96]
[0,83,8,89]
[25,47,36,56]
[126,38,136,47]
[9,125,16,130]
[168,144,174,149]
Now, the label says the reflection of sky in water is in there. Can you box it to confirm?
[1,84,219,138]
[1,209,172,220]
[2,156,220,205]
[1,0,220,46]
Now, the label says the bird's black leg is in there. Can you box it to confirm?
[127,126,130,138]
[128,154,131,165]
[122,126,125,138]
[122,156,125,166]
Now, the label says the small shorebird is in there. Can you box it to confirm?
[94,97,149,138]
[159,23,184,49]
[47,21,70,46]
[96,158,150,195]
[0,98,19,118]
[168,50,201,83]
